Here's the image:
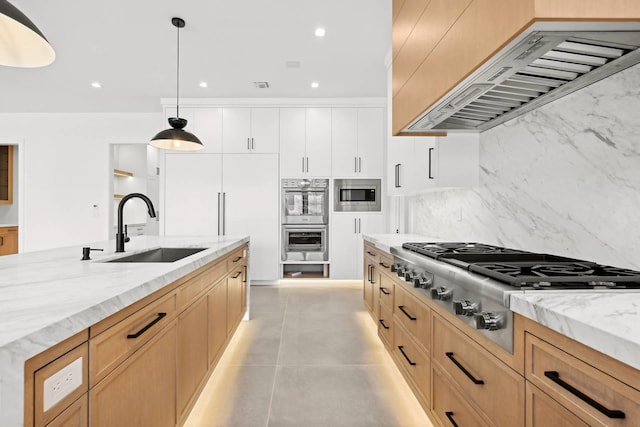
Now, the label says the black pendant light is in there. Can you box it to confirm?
[150,17,203,151]
[0,0,55,67]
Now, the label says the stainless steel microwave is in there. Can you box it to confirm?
[333,179,381,212]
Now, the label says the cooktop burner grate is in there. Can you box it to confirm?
[402,242,529,258]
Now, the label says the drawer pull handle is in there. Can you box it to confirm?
[242,265,247,283]
[398,305,416,320]
[445,411,459,427]
[367,251,376,256]
[398,346,416,366]
[232,271,242,279]
[232,256,242,262]
[380,287,390,295]
[544,371,625,419]
[379,262,390,269]
[127,313,167,339]
[446,352,484,385]
[379,319,390,330]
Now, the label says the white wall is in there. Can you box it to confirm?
[405,63,640,269]
[0,113,161,252]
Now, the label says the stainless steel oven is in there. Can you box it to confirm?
[282,178,329,224]
[333,178,381,212]
[282,225,328,262]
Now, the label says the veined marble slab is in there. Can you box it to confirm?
[511,292,640,371]
[0,235,249,427]
[363,233,442,253]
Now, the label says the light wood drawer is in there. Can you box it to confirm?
[378,252,393,276]
[177,261,226,311]
[226,247,246,271]
[526,333,640,426]
[526,382,588,427]
[393,283,430,353]
[378,299,393,348]
[393,322,430,401]
[432,313,524,427]
[89,292,176,386]
[34,344,89,427]
[45,394,87,427]
[432,366,490,427]
[379,272,394,310]
[364,242,379,264]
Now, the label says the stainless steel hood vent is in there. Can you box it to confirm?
[408,31,640,132]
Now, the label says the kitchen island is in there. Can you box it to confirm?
[0,235,249,427]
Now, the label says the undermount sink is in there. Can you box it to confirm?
[107,247,207,263]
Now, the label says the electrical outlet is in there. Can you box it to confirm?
[43,357,83,412]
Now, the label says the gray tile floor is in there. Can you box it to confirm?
[184,282,433,427]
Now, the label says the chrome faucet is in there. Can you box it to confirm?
[116,193,156,252]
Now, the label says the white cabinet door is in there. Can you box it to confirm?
[164,153,222,236]
[279,108,306,177]
[222,108,252,153]
[386,136,414,195]
[330,213,385,280]
[250,108,280,153]
[305,108,332,177]
[357,108,384,177]
[223,154,279,282]
[414,137,438,192]
[331,108,359,177]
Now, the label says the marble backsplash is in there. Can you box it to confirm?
[406,63,640,269]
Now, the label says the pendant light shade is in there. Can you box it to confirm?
[0,0,55,67]
[150,17,203,152]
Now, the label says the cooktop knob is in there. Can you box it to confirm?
[431,287,453,301]
[404,271,415,282]
[413,276,433,289]
[475,312,505,331]
[396,267,405,277]
[390,263,400,273]
[454,300,479,316]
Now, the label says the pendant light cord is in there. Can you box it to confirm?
[176,22,180,119]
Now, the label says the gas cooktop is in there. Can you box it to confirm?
[401,242,640,289]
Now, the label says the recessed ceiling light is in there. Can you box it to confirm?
[315,28,326,38]
[91,82,102,89]
[199,82,208,88]
[311,81,319,89]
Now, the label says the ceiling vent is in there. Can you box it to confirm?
[285,60,301,69]
[254,82,270,89]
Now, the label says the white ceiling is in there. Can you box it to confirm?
[1,0,391,113]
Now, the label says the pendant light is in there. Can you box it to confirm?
[150,17,203,151]
[0,0,55,67]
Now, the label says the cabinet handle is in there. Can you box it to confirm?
[217,192,221,236]
[251,137,255,150]
[127,312,167,339]
[398,346,416,366]
[380,287,390,295]
[354,157,358,173]
[358,157,362,173]
[379,262,389,269]
[222,192,226,235]
[398,305,416,321]
[446,352,484,385]
[232,271,242,279]
[247,137,251,150]
[306,157,309,173]
[358,218,361,234]
[544,371,625,419]
[367,251,376,256]
[395,163,401,188]
[367,264,372,283]
[243,265,247,283]
[302,157,305,173]
[0,236,3,246]
[428,147,434,179]
[445,412,459,427]
[379,319,390,330]
[233,256,242,263]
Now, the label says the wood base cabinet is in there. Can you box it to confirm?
[90,322,177,427]
[0,226,18,255]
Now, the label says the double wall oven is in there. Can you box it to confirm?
[281,179,329,263]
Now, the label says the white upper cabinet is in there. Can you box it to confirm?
[305,108,332,177]
[387,133,479,195]
[163,107,223,153]
[223,107,279,153]
[280,108,332,177]
[331,108,384,177]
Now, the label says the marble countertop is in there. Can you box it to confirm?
[511,292,640,371]
[0,223,18,227]
[364,234,640,372]
[0,234,248,427]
